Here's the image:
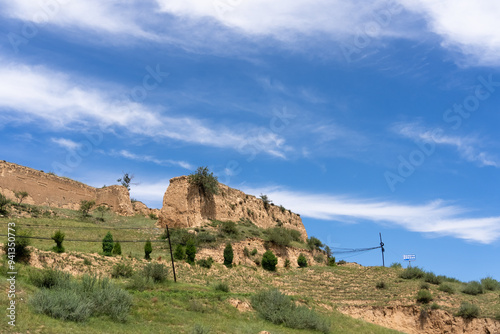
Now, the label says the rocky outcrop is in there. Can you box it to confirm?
[133,201,160,217]
[0,161,134,216]
[158,176,307,239]
[340,305,500,334]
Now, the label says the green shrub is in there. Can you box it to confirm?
[462,281,484,295]
[430,303,440,310]
[174,244,186,260]
[337,260,346,265]
[125,273,147,291]
[148,212,158,220]
[314,253,325,264]
[197,232,216,243]
[3,227,31,263]
[297,253,308,268]
[29,268,71,289]
[144,239,152,260]
[79,199,95,218]
[51,230,65,253]
[112,241,122,255]
[111,263,134,278]
[166,228,196,246]
[213,281,229,292]
[416,289,433,304]
[220,221,238,236]
[266,227,291,247]
[188,300,207,313]
[456,302,480,319]
[243,247,250,258]
[192,324,211,334]
[307,237,323,250]
[30,288,93,322]
[424,272,443,285]
[83,258,92,266]
[481,277,500,291]
[223,243,233,268]
[0,193,10,216]
[251,289,330,333]
[399,267,425,279]
[327,257,336,266]
[376,281,387,289]
[390,262,402,269]
[185,239,196,264]
[438,283,455,294]
[197,257,214,269]
[143,262,168,283]
[420,283,430,290]
[262,250,278,271]
[250,248,258,256]
[289,229,302,242]
[102,232,114,256]
[284,259,291,268]
[188,166,219,196]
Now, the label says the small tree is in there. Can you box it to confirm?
[224,243,234,268]
[328,257,336,266]
[0,193,10,216]
[262,250,278,271]
[15,191,29,204]
[79,200,95,217]
[51,230,65,253]
[117,172,134,191]
[307,236,323,251]
[144,239,152,260]
[259,194,272,211]
[96,205,110,219]
[173,244,186,260]
[185,239,196,264]
[112,241,122,255]
[297,253,308,268]
[188,166,219,196]
[102,232,114,256]
[324,245,332,259]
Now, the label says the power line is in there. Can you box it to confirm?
[0,234,167,243]
[0,221,162,230]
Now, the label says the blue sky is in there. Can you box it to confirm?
[1,0,500,282]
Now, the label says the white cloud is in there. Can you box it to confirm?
[130,179,170,209]
[51,137,82,151]
[0,60,290,158]
[394,123,500,167]
[400,0,500,66]
[114,150,194,170]
[241,185,500,244]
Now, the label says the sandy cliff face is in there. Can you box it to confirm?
[0,161,134,216]
[158,176,308,239]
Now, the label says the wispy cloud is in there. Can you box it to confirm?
[51,138,82,151]
[394,122,500,167]
[0,60,290,159]
[113,149,194,170]
[129,179,170,208]
[241,185,500,244]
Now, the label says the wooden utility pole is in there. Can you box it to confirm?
[379,233,385,267]
[166,225,177,282]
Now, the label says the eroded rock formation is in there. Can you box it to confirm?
[158,176,308,239]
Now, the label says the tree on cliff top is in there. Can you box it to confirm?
[117,172,134,191]
[188,166,219,196]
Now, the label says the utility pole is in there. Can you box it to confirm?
[166,225,177,282]
[379,232,385,267]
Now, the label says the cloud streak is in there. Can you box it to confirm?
[241,185,500,244]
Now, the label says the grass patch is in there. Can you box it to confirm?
[399,267,425,280]
[456,302,480,319]
[462,281,484,295]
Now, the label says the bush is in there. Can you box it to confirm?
[314,253,325,264]
[284,259,291,268]
[3,227,31,263]
[430,303,440,310]
[30,273,132,323]
[143,262,168,283]
[102,232,114,256]
[188,166,219,196]
[250,248,258,256]
[220,221,238,236]
[420,283,430,290]
[185,239,196,264]
[166,228,196,246]
[416,289,433,304]
[79,200,95,218]
[307,237,323,250]
[243,247,250,258]
[192,324,211,334]
[144,239,152,260]
[174,244,186,260]
[327,257,336,267]
[438,283,455,294]
[29,268,71,289]
[148,212,158,220]
[223,243,233,268]
[126,273,147,291]
[111,263,134,278]
[50,230,65,253]
[251,289,330,333]
[262,250,278,271]
[297,253,308,268]
[112,241,122,255]
[197,257,214,269]
[266,227,292,247]
[463,281,484,295]
[390,262,402,269]
[481,277,500,291]
[260,194,272,211]
[0,193,10,216]
[197,232,216,243]
[424,272,443,285]
[456,302,480,319]
[399,267,425,279]
[376,281,387,289]
[337,260,346,265]
[213,281,229,292]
